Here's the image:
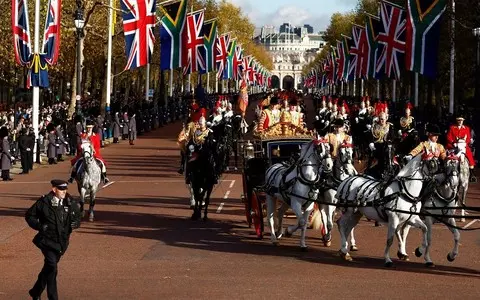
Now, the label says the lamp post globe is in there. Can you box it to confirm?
[474,28,480,110]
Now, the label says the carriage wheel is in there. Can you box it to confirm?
[242,174,252,227]
[251,190,264,239]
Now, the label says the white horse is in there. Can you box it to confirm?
[76,140,102,222]
[399,155,461,264]
[317,142,358,248]
[335,154,438,266]
[265,140,330,250]
[453,139,471,222]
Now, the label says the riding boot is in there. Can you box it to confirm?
[68,170,76,183]
[102,172,110,184]
[178,152,185,174]
[470,168,477,183]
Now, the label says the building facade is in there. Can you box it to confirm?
[255,25,325,90]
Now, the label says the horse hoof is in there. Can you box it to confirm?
[350,245,359,252]
[385,261,394,268]
[425,262,435,268]
[339,251,353,262]
[447,253,455,262]
[324,241,332,247]
[415,247,423,258]
[285,230,292,238]
[397,251,409,261]
[300,246,308,252]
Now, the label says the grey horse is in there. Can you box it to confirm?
[75,140,102,221]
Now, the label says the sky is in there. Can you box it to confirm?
[226,0,358,32]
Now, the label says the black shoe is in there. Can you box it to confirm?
[178,168,184,175]
[103,177,110,184]
[29,289,40,300]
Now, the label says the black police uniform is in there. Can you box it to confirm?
[25,180,82,300]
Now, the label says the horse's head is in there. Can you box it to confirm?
[80,140,94,160]
[421,152,440,176]
[339,141,354,165]
[313,137,330,160]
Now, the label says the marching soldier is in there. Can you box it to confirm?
[113,112,122,143]
[46,123,58,165]
[128,113,137,145]
[446,115,476,181]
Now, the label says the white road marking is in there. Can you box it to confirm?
[216,203,224,213]
[462,219,479,229]
[216,190,231,213]
[229,180,235,189]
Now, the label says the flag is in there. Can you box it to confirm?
[348,25,369,80]
[233,43,243,80]
[215,33,230,79]
[365,14,381,79]
[336,37,349,82]
[182,10,205,75]
[160,0,187,70]
[42,0,62,65]
[243,55,253,83]
[27,54,50,89]
[375,1,407,80]
[12,0,32,66]
[225,38,237,80]
[202,19,217,73]
[121,0,156,70]
[405,0,447,78]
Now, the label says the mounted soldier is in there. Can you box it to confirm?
[446,115,476,181]
[396,102,420,158]
[177,107,206,174]
[68,120,109,184]
[365,107,397,180]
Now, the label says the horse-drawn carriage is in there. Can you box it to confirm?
[238,121,314,239]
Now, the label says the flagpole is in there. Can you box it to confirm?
[361,79,364,97]
[206,72,210,94]
[449,0,455,114]
[392,79,397,103]
[341,81,344,96]
[32,0,41,163]
[105,0,113,114]
[145,63,150,102]
[414,72,419,107]
[353,78,356,97]
[215,74,218,93]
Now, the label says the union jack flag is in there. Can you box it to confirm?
[12,0,32,66]
[121,0,156,70]
[215,33,230,79]
[348,25,369,80]
[233,44,243,80]
[182,10,205,75]
[375,1,406,80]
[42,0,61,65]
[243,56,254,83]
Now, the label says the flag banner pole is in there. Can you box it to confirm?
[346,81,350,96]
[392,79,397,103]
[341,81,344,96]
[414,72,419,107]
[206,73,210,94]
[353,78,356,97]
[145,63,150,102]
[169,69,173,97]
[105,0,114,113]
[449,0,455,114]
[215,74,219,93]
[33,0,41,163]
[360,79,364,97]
[376,79,380,99]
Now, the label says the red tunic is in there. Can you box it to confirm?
[71,133,105,166]
[446,125,475,167]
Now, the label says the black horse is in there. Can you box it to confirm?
[186,134,217,221]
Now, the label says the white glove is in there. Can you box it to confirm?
[454,143,457,147]
[404,155,412,161]
[471,138,474,144]
[55,144,60,147]
[366,124,372,130]
[325,121,329,126]
[355,117,359,123]
[398,130,402,136]
[369,143,375,151]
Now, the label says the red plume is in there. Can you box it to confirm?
[405,102,413,110]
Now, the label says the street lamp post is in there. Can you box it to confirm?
[473,28,480,109]
[74,1,85,119]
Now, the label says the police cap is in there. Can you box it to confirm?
[51,179,69,190]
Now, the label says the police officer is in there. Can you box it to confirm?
[25,179,82,300]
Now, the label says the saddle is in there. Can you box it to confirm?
[76,159,103,176]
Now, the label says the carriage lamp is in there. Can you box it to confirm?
[244,141,255,159]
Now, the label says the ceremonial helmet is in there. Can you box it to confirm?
[405,102,413,114]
